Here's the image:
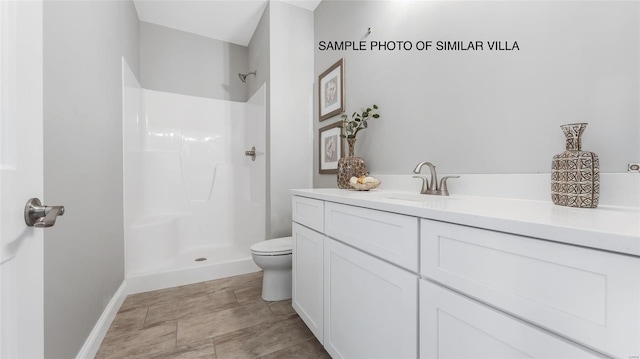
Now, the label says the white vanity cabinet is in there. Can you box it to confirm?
[291,197,325,343]
[291,190,640,359]
[292,196,419,359]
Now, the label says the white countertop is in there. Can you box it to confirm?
[291,188,640,256]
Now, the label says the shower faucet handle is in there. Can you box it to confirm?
[238,71,256,83]
[245,146,256,161]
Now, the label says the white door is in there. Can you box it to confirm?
[0,1,45,358]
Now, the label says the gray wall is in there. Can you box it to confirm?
[248,4,272,236]
[140,21,248,101]
[314,1,639,187]
[269,1,314,238]
[43,1,139,358]
[248,2,314,239]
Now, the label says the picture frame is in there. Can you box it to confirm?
[318,58,345,121]
[319,121,343,174]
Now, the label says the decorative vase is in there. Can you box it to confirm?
[551,123,599,208]
[337,138,367,189]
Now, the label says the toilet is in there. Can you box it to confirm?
[250,236,293,301]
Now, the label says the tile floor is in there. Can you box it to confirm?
[96,272,330,359]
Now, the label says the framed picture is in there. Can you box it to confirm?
[319,121,343,174]
[319,58,344,121]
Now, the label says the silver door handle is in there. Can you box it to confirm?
[24,198,65,228]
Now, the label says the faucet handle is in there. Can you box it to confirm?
[412,175,428,183]
[438,176,460,196]
[412,175,429,194]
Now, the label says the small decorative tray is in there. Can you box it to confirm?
[349,179,381,191]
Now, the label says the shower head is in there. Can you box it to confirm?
[238,71,256,83]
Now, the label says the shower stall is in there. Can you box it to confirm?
[122,60,266,292]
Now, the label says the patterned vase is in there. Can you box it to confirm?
[551,123,599,208]
[337,138,367,189]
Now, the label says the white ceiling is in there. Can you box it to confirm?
[133,0,321,47]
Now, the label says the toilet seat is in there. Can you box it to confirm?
[250,236,292,256]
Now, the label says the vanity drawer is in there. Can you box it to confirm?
[325,202,418,272]
[292,196,324,232]
[421,219,640,358]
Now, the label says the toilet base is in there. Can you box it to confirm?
[261,268,292,301]
[251,237,293,302]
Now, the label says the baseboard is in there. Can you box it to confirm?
[75,280,128,359]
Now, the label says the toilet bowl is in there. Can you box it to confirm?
[250,236,293,301]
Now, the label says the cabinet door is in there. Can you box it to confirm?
[421,219,640,358]
[324,238,418,359]
[420,280,604,359]
[292,223,324,343]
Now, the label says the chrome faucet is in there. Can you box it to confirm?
[412,161,459,196]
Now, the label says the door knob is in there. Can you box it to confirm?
[24,198,65,228]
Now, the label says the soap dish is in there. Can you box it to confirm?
[349,179,381,191]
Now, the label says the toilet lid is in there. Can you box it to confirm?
[250,237,293,255]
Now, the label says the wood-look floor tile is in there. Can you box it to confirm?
[97,273,321,359]
[96,322,177,359]
[260,337,330,359]
[120,282,207,312]
[213,316,314,359]
[233,285,263,303]
[149,339,217,359]
[176,301,273,346]
[267,300,296,318]
[103,307,148,338]
[145,290,238,327]
[204,272,263,294]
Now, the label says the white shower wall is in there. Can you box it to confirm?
[123,61,266,289]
